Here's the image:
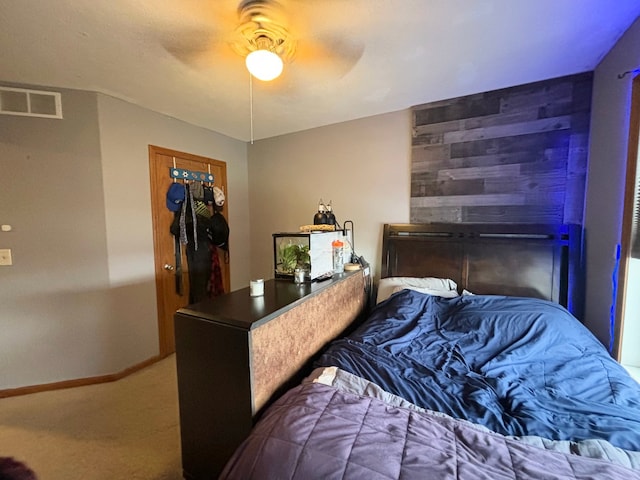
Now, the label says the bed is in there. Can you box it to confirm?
[219,223,640,480]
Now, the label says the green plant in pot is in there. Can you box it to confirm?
[279,243,310,274]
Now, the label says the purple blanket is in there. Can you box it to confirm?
[221,382,640,480]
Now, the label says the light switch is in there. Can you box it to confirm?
[0,249,12,266]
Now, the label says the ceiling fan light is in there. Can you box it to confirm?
[245,49,283,81]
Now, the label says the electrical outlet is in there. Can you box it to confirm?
[0,249,12,266]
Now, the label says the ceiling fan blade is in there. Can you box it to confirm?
[280,34,364,84]
[162,28,221,68]
[155,2,241,69]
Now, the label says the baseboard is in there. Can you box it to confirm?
[0,354,164,399]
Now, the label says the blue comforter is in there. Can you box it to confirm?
[315,290,640,449]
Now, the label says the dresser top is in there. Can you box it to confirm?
[176,271,359,330]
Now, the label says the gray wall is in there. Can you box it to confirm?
[96,94,250,372]
[0,87,112,387]
[248,111,412,282]
[585,16,640,349]
[0,86,248,389]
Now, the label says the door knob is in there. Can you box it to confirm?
[164,264,175,271]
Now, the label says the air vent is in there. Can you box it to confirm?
[0,86,62,119]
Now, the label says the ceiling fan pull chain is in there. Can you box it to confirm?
[249,73,254,144]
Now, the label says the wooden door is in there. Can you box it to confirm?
[149,145,229,356]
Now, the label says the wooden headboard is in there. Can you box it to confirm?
[381,223,583,319]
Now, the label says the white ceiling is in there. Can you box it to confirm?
[1,1,639,142]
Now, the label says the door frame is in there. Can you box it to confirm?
[613,74,640,361]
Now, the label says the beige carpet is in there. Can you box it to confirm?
[0,355,183,480]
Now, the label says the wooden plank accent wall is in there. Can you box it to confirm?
[411,72,592,224]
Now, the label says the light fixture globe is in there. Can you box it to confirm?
[245,49,283,81]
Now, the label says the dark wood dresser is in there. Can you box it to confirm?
[174,270,367,479]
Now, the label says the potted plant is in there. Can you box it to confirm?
[278,243,310,275]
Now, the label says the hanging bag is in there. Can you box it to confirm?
[209,211,229,251]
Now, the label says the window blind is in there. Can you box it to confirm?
[629,75,640,259]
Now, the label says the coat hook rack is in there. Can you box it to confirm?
[169,167,214,183]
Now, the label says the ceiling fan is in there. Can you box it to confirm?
[163,0,364,86]
[231,0,296,80]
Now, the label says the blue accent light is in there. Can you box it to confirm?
[609,244,621,353]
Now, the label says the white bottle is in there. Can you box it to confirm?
[332,239,344,274]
